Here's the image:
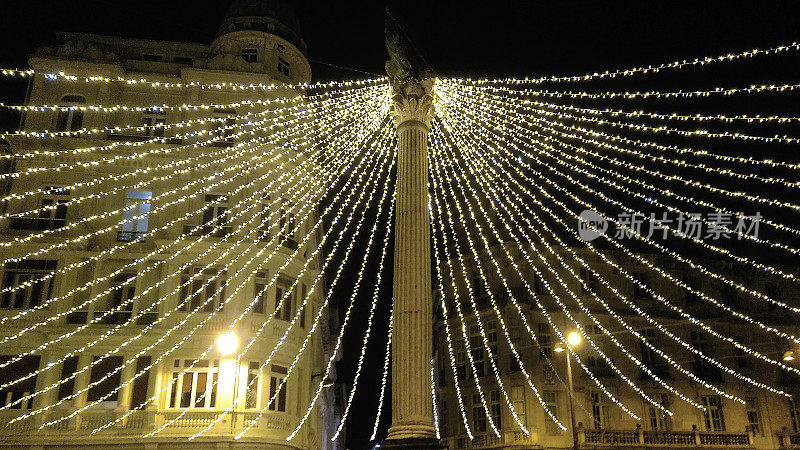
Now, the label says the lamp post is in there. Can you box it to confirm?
[555,331,582,450]
[217,332,239,433]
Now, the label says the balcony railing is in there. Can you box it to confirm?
[579,424,752,447]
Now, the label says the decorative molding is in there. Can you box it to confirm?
[389,78,435,129]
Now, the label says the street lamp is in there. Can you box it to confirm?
[555,331,582,450]
[217,332,240,433]
[784,351,796,362]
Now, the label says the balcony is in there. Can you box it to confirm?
[579,424,753,447]
[9,217,66,231]
[117,231,146,242]
[183,224,232,238]
[777,429,800,448]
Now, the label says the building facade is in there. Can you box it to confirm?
[434,243,800,449]
[0,1,344,448]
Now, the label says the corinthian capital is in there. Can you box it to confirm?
[389,78,435,129]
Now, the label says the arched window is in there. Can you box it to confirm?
[55,95,86,132]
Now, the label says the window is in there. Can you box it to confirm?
[173,56,193,64]
[454,339,467,381]
[87,355,123,404]
[790,397,800,433]
[277,56,290,76]
[246,361,261,409]
[268,365,287,412]
[179,267,226,312]
[745,397,761,435]
[472,393,487,433]
[202,194,229,227]
[141,108,166,138]
[58,356,79,401]
[511,386,528,431]
[55,95,85,132]
[648,393,671,431]
[141,54,163,62]
[580,268,599,294]
[489,390,502,430]
[684,276,701,306]
[39,186,70,230]
[538,323,552,358]
[764,282,780,312]
[274,278,294,321]
[701,395,725,431]
[97,272,135,324]
[486,319,498,361]
[299,283,307,329]
[587,355,613,377]
[120,190,152,242]
[468,323,485,378]
[1,260,57,310]
[471,272,486,297]
[168,359,219,408]
[189,193,230,237]
[130,356,151,410]
[241,48,258,63]
[0,355,39,410]
[591,391,611,429]
[278,199,297,248]
[632,272,651,300]
[509,316,522,371]
[253,271,268,314]
[734,336,748,369]
[212,108,236,145]
[640,328,669,379]
[542,390,560,435]
[258,194,271,240]
[532,272,546,295]
[691,331,722,382]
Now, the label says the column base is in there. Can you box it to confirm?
[381,437,446,449]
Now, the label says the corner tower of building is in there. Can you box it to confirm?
[209,0,311,83]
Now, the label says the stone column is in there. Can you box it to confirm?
[386,78,437,443]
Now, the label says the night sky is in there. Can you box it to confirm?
[2,1,800,449]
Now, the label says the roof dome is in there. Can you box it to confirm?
[217,0,306,55]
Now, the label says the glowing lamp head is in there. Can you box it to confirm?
[567,332,582,347]
[217,332,239,356]
[784,351,796,362]
[554,344,566,353]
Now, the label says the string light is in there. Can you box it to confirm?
[456,86,800,259]
[462,41,800,85]
[0,95,375,338]
[35,95,393,427]
[440,82,800,313]
[435,83,800,385]
[431,117,646,420]
[370,312,392,441]
[6,111,372,415]
[435,107,749,406]
[462,80,800,100]
[0,91,390,409]
[233,127,396,441]
[0,67,385,92]
[97,111,393,435]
